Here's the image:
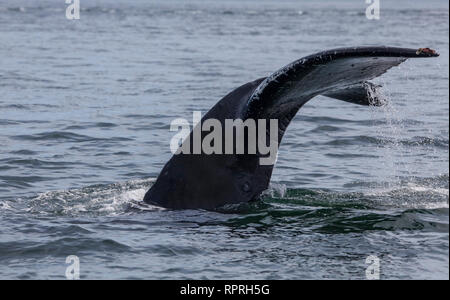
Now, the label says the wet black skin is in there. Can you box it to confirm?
[144,46,439,209]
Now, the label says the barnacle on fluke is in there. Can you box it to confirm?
[416,48,438,56]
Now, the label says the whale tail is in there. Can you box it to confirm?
[323,81,385,106]
[145,46,439,209]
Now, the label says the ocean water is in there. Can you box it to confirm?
[0,0,448,279]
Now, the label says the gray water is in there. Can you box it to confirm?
[0,0,448,280]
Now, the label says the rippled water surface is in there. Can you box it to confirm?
[0,0,448,279]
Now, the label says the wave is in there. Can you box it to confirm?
[10,131,132,143]
[300,135,449,148]
[1,175,447,219]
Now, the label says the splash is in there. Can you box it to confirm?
[3,178,159,217]
[1,174,447,218]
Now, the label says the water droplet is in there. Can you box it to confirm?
[242,182,251,192]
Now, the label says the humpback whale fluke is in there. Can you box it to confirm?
[144,46,439,209]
